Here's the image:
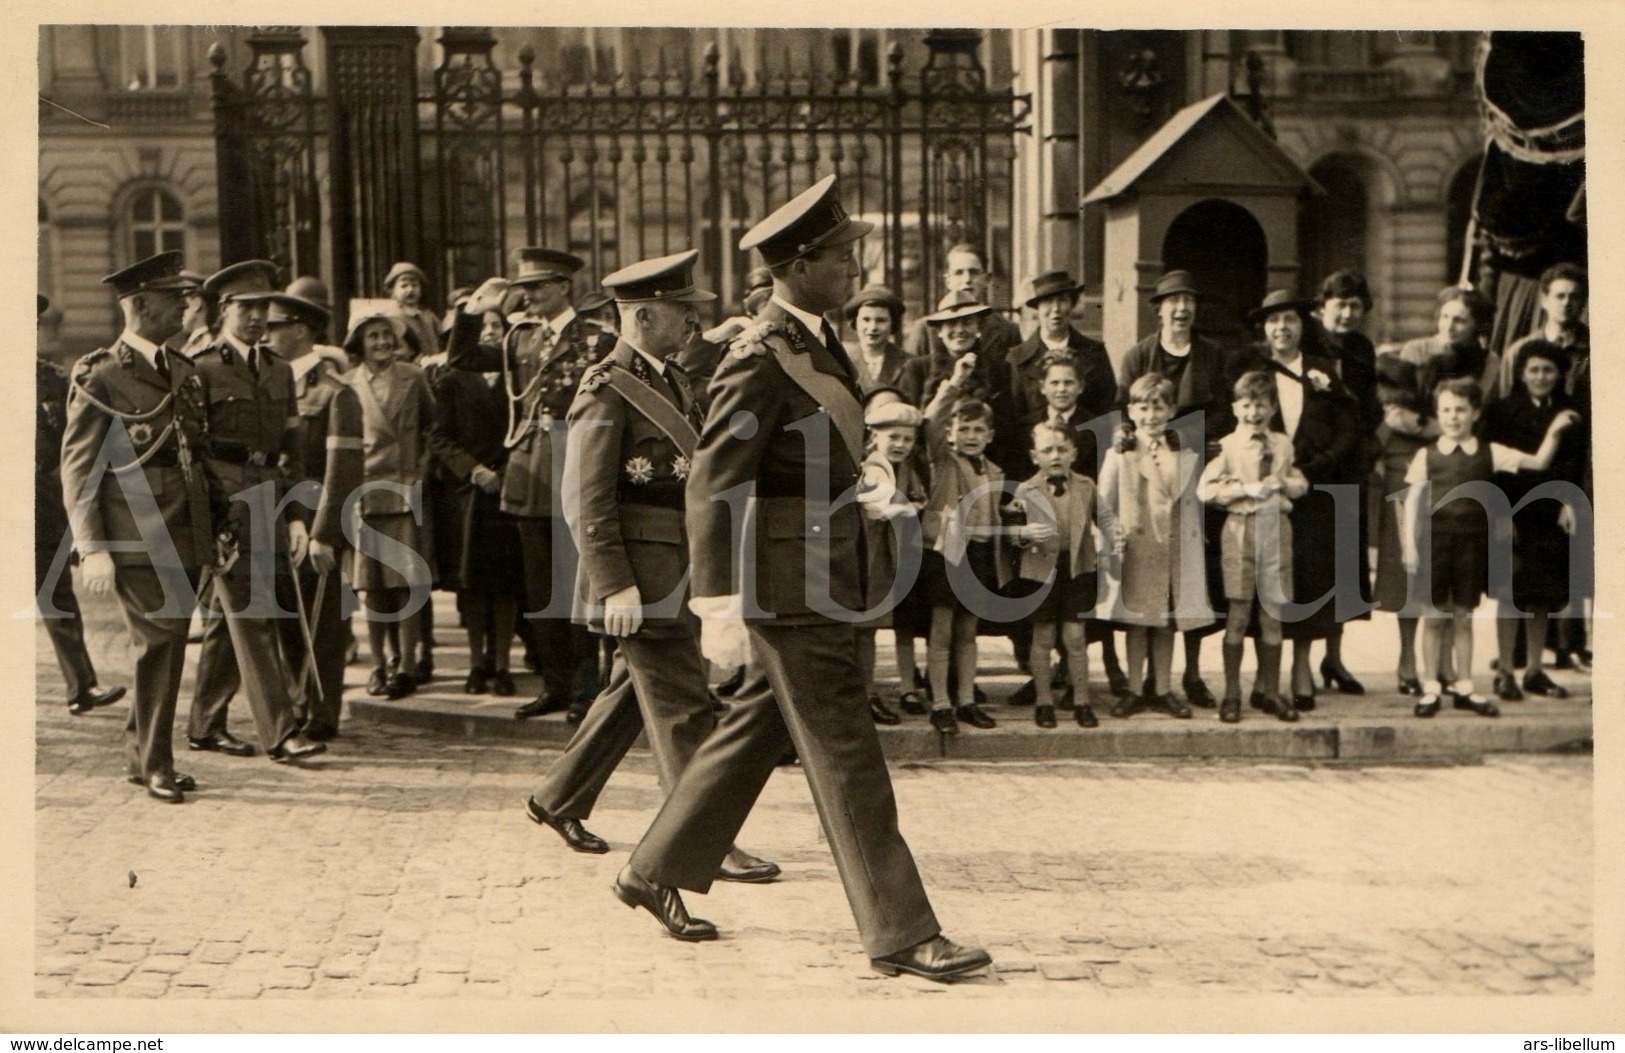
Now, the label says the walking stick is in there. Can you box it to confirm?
[287,552,324,705]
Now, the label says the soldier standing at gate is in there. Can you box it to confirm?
[60,251,212,802]
[185,260,326,765]
[522,250,777,884]
[456,249,613,723]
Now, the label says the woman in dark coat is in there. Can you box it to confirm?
[845,284,916,400]
[1228,291,1362,712]
[1482,339,1587,700]
[1116,269,1234,707]
[428,308,526,695]
[1304,270,1382,695]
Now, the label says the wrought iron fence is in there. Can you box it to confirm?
[213,27,1031,334]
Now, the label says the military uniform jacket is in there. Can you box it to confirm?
[59,340,211,569]
[190,340,308,555]
[447,307,612,518]
[564,342,704,639]
[686,301,867,623]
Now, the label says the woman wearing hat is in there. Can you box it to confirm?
[427,304,525,696]
[1006,270,1116,430]
[844,285,914,398]
[343,311,437,699]
[1117,269,1234,708]
[904,292,1015,448]
[1231,291,1363,714]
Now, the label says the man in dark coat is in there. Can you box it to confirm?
[612,176,991,983]
[36,293,126,717]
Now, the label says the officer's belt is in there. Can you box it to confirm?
[208,441,270,467]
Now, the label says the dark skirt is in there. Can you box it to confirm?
[353,512,433,592]
[1501,502,1571,613]
[1284,489,1340,640]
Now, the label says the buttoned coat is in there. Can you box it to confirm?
[686,301,867,622]
[1012,470,1099,586]
[59,342,210,570]
[1006,327,1117,426]
[564,342,703,639]
[190,341,308,556]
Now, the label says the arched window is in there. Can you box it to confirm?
[1298,155,1371,295]
[128,186,186,261]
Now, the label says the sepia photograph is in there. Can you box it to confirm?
[11,4,1621,1039]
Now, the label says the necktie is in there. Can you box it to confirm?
[247,346,261,378]
[1254,435,1274,478]
[967,455,985,474]
[154,349,170,383]
[661,366,684,408]
[1049,477,1066,497]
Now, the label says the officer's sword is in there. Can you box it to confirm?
[287,552,324,705]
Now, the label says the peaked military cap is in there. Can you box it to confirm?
[203,260,281,304]
[601,249,716,304]
[739,175,874,267]
[102,250,193,298]
[511,247,585,286]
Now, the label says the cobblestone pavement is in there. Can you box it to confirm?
[32,592,1594,1003]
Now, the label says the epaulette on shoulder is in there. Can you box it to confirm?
[577,360,615,394]
[73,347,113,376]
[729,320,789,360]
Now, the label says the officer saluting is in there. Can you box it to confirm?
[60,251,211,802]
[524,250,777,884]
[186,261,325,764]
[612,177,991,981]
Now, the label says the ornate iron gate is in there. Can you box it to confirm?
[212,27,1030,333]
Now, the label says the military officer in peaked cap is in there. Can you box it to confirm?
[523,250,778,883]
[59,251,212,802]
[457,246,613,723]
[611,176,992,981]
[36,294,128,718]
[185,260,326,764]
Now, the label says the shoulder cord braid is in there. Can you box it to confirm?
[67,373,179,475]
[501,320,549,450]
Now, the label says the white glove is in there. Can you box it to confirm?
[287,519,310,565]
[602,584,644,638]
[691,594,750,668]
[80,551,115,597]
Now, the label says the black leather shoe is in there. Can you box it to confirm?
[1106,666,1131,698]
[869,695,901,725]
[67,685,126,715]
[1008,679,1036,707]
[611,866,717,942]
[127,770,197,792]
[366,667,389,697]
[1220,697,1242,724]
[1397,677,1424,696]
[1292,693,1316,712]
[1109,694,1144,719]
[1034,704,1056,729]
[929,708,958,735]
[566,700,590,725]
[956,703,997,729]
[188,731,256,757]
[1414,694,1441,718]
[717,848,781,884]
[1182,676,1218,708]
[515,693,566,720]
[1452,692,1500,717]
[490,670,517,697]
[525,797,609,854]
[1266,697,1299,723]
[898,690,928,716]
[1319,658,1365,695]
[871,935,992,982]
[1074,704,1099,728]
[1522,669,1569,698]
[1248,689,1268,711]
[268,734,327,763]
[384,672,416,699]
[143,773,185,803]
[1157,692,1193,719]
[464,668,490,694]
[1494,672,1524,702]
